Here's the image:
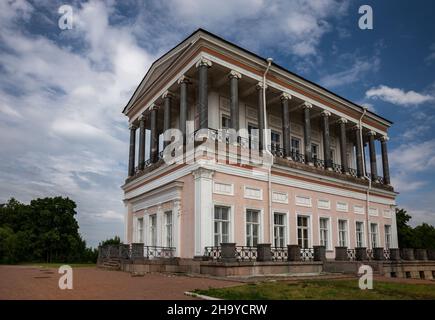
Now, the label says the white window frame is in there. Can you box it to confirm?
[355,220,366,248]
[245,208,262,247]
[164,211,173,247]
[273,211,288,247]
[213,205,232,246]
[369,223,379,249]
[318,216,332,250]
[137,217,144,243]
[384,225,392,249]
[296,214,312,249]
[337,219,349,247]
[149,214,157,247]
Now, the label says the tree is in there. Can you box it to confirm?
[0,197,98,263]
[396,208,415,248]
[99,236,122,247]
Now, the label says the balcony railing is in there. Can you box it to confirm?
[300,248,314,261]
[99,244,175,260]
[271,247,288,261]
[235,246,257,261]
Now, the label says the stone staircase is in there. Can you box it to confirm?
[99,258,121,270]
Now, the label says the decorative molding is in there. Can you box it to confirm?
[177,75,192,84]
[272,191,288,204]
[295,195,312,207]
[228,70,242,79]
[196,57,212,68]
[302,102,313,109]
[369,207,379,216]
[192,167,214,180]
[244,186,263,200]
[317,199,331,210]
[213,181,234,196]
[338,117,348,124]
[321,110,331,117]
[336,201,349,212]
[280,92,292,101]
[354,205,365,215]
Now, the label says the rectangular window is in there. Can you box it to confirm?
[222,115,231,129]
[356,221,365,248]
[137,218,144,243]
[330,148,336,163]
[370,223,378,248]
[248,124,259,150]
[273,213,286,247]
[384,225,392,249]
[291,137,301,154]
[319,218,329,249]
[150,214,157,246]
[246,209,260,246]
[338,220,348,247]
[271,131,280,148]
[311,143,319,160]
[297,216,310,248]
[214,206,230,246]
[165,211,173,247]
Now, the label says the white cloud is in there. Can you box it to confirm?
[319,56,380,88]
[425,43,435,64]
[365,85,433,106]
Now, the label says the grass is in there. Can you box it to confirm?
[20,262,96,268]
[195,279,435,300]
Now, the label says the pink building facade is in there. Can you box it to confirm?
[121,29,397,260]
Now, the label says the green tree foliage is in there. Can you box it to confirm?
[0,197,98,264]
[99,236,122,247]
[396,208,435,249]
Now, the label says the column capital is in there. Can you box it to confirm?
[367,130,377,137]
[338,117,348,124]
[150,104,159,111]
[192,167,214,180]
[138,113,147,122]
[352,124,362,130]
[380,135,389,142]
[177,75,192,84]
[321,110,331,117]
[280,92,292,101]
[196,57,212,68]
[129,123,137,130]
[162,91,174,100]
[228,70,242,79]
[302,102,313,109]
[256,82,268,90]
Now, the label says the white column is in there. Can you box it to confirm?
[157,205,163,247]
[193,167,214,256]
[173,200,181,257]
[391,207,399,248]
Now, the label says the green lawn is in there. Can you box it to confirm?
[195,279,435,300]
[20,262,96,268]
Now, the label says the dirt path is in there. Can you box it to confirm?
[0,265,240,300]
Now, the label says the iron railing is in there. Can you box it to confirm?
[383,249,391,260]
[235,246,257,261]
[347,249,356,261]
[204,246,221,260]
[271,247,288,261]
[300,248,314,261]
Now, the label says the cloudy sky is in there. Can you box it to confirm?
[1,0,434,247]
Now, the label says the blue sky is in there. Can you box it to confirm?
[0,0,434,247]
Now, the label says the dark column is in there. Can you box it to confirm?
[303,103,313,164]
[197,58,211,130]
[256,82,266,151]
[162,91,172,149]
[229,70,241,132]
[150,106,158,163]
[287,245,301,261]
[220,243,237,262]
[281,93,292,158]
[363,142,368,176]
[368,131,378,180]
[381,136,391,185]
[256,243,272,262]
[335,246,348,261]
[338,118,348,174]
[178,76,190,144]
[321,110,332,169]
[313,245,326,261]
[354,125,364,178]
[138,114,146,171]
[128,124,137,177]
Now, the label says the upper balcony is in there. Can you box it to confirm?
[122,29,393,192]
